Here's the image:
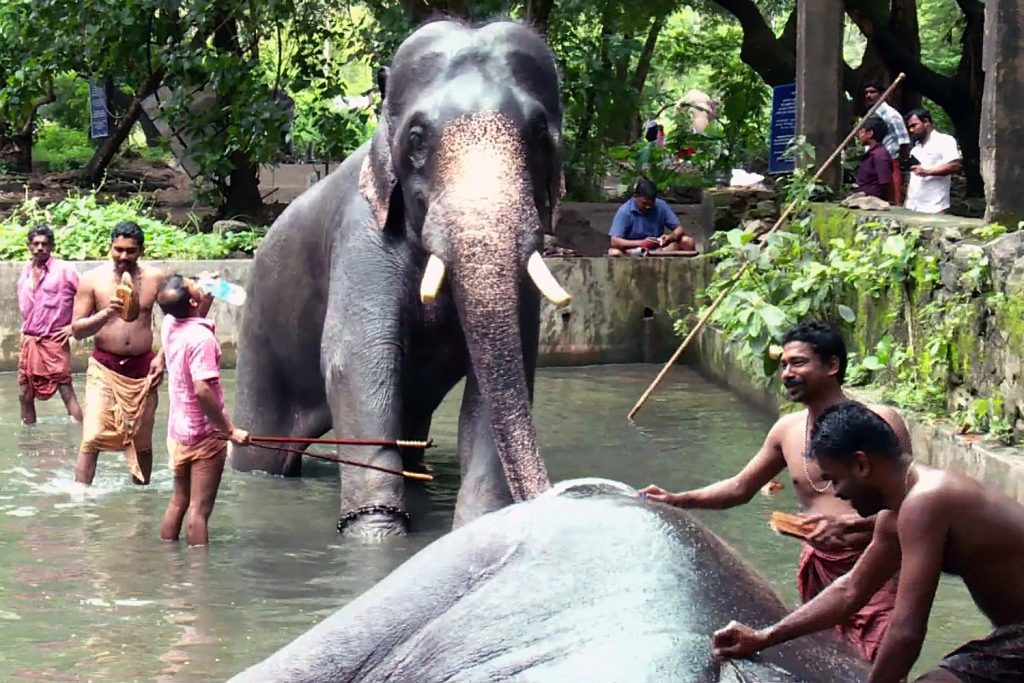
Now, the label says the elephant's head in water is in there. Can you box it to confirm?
[358,21,566,505]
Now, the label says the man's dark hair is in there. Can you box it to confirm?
[809,401,901,462]
[863,78,885,93]
[780,321,848,384]
[157,274,193,319]
[906,107,932,124]
[111,221,145,247]
[27,224,54,245]
[861,115,888,143]
[633,177,657,199]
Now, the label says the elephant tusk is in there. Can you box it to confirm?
[420,254,446,304]
[527,252,571,307]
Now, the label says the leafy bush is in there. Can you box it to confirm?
[290,88,376,161]
[33,121,95,171]
[0,191,266,260]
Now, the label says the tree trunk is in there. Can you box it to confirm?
[108,83,163,147]
[82,69,165,185]
[524,0,556,34]
[212,12,264,217]
[0,130,33,173]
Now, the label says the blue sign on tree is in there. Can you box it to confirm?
[89,83,110,139]
[769,83,797,174]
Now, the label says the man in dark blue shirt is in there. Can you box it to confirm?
[608,178,697,256]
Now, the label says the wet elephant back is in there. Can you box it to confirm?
[230,489,867,682]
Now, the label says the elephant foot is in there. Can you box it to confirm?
[337,504,411,538]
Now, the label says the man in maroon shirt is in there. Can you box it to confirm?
[854,116,892,202]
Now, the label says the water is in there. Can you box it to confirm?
[0,365,986,681]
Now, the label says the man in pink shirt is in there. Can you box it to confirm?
[156,274,248,546]
[17,225,83,424]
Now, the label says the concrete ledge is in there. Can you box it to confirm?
[0,256,710,372]
[686,326,1024,504]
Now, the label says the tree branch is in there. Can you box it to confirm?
[706,0,795,85]
[20,76,56,138]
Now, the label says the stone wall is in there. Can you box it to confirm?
[0,257,710,372]
[808,204,1024,433]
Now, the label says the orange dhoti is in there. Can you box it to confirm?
[80,358,158,481]
[166,435,227,478]
[798,544,898,661]
[17,334,72,399]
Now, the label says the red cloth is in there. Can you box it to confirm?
[17,334,72,399]
[91,348,154,380]
[798,543,897,661]
[891,158,904,206]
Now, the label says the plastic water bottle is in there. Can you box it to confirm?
[196,276,247,306]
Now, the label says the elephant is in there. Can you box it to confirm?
[677,89,719,134]
[230,19,570,537]
[229,479,869,682]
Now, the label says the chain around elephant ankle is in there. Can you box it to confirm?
[337,504,411,533]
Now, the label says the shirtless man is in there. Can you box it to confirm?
[714,401,1024,682]
[640,321,911,660]
[72,221,166,485]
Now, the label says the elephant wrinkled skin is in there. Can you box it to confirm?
[229,479,869,682]
[231,20,567,536]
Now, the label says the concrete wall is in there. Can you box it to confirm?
[0,257,710,372]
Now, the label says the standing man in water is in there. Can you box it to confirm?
[639,321,911,661]
[714,401,1024,682]
[157,275,248,546]
[17,225,83,424]
[72,222,166,485]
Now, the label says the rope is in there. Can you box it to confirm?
[245,441,434,482]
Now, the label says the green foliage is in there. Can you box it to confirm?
[290,89,375,161]
[606,139,712,194]
[33,121,94,171]
[955,396,1015,446]
[0,191,266,260]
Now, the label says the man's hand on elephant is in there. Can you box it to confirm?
[712,621,769,659]
[638,484,679,506]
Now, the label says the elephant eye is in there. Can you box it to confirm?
[407,126,428,168]
[408,126,425,150]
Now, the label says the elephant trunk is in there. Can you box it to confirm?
[423,112,554,502]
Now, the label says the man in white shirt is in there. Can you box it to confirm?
[904,108,962,214]
[863,80,911,205]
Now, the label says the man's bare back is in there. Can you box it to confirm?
[895,464,1024,627]
[74,262,164,356]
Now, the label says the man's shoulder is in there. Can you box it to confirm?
[80,263,111,283]
[140,262,167,280]
[771,409,807,435]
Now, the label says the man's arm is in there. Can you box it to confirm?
[713,511,902,657]
[609,205,659,251]
[642,421,787,509]
[194,378,248,446]
[915,159,961,177]
[867,495,947,683]
[71,275,119,340]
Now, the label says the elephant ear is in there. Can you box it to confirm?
[359,68,397,230]
[547,135,565,234]
[359,116,396,229]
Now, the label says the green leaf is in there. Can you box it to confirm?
[837,304,856,323]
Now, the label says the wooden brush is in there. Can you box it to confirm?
[769,511,815,541]
[116,272,140,322]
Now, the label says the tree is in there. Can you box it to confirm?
[703,0,984,195]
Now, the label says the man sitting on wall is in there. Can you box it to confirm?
[713,401,1024,682]
[607,177,697,257]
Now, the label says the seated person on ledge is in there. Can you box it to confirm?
[713,401,1024,683]
[608,177,697,257]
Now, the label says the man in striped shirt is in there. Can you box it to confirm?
[864,80,911,206]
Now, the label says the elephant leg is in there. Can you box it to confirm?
[231,342,327,475]
[453,370,514,528]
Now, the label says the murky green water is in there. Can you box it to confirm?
[0,365,986,681]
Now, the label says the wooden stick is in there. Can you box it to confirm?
[247,441,434,481]
[250,435,434,449]
[627,74,907,421]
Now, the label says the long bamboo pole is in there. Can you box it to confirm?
[627,73,907,421]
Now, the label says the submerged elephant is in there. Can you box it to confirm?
[230,479,868,682]
[231,19,569,536]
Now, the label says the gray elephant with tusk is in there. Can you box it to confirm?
[230,19,570,537]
